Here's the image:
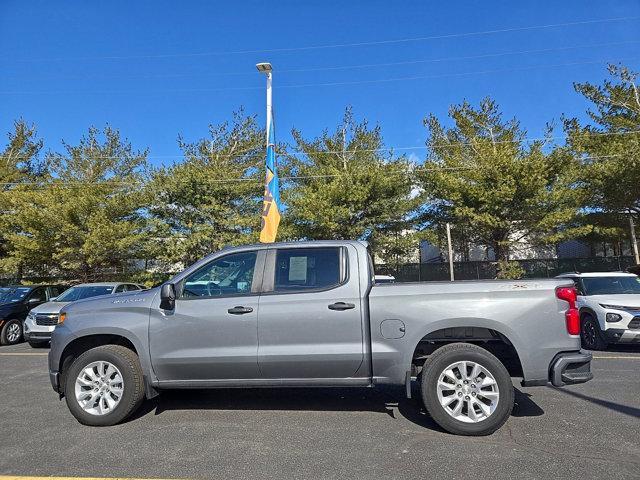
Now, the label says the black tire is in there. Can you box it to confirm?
[421,342,514,436]
[28,340,50,348]
[64,345,145,426]
[580,314,606,351]
[0,319,23,345]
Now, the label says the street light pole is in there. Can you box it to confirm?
[256,62,273,146]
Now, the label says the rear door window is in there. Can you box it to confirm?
[274,247,343,293]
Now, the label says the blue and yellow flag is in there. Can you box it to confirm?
[259,141,281,243]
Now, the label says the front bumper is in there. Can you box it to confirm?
[550,351,593,387]
[603,328,640,344]
[24,330,52,342]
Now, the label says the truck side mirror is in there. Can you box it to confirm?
[160,283,176,310]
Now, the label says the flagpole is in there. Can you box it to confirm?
[256,62,280,244]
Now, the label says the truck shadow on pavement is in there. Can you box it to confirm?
[591,345,640,354]
[552,387,640,419]
[131,385,543,432]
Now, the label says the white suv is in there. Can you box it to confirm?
[556,272,640,350]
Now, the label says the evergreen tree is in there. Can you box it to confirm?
[1,126,149,280]
[0,120,45,271]
[285,108,420,262]
[417,98,585,261]
[148,111,265,267]
[565,64,640,216]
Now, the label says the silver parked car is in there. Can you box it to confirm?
[24,282,145,347]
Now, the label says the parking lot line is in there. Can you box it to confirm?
[0,476,184,480]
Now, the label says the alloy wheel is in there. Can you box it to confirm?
[583,321,597,347]
[74,361,124,416]
[436,360,500,423]
[7,322,21,343]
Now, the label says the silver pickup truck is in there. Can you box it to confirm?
[49,240,592,435]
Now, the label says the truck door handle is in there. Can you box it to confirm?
[328,302,355,311]
[227,306,253,315]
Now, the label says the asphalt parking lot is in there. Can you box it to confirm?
[0,343,639,480]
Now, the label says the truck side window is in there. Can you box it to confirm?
[181,251,257,298]
[274,247,341,292]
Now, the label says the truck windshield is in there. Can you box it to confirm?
[55,285,114,302]
[582,276,640,296]
[0,287,31,304]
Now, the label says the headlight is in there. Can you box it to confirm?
[58,312,66,324]
[606,313,623,323]
[599,304,625,310]
[27,312,36,321]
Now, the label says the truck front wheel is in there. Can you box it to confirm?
[421,342,514,436]
[64,345,145,426]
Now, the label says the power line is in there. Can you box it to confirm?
[3,56,637,95]
[280,40,640,74]
[4,40,637,82]
[0,152,634,189]
[278,57,640,90]
[4,129,638,161]
[5,16,638,63]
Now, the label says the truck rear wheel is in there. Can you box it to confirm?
[421,342,514,436]
[64,345,145,426]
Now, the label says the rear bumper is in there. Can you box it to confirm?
[550,351,593,387]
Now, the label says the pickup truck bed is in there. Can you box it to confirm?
[369,279,585,387]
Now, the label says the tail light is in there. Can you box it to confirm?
[556,286,580,335]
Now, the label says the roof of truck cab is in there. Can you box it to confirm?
[223,240,369,250]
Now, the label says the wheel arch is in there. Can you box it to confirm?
[57,330,154,397]
[579,306,603,328]
[407,318,525,378]
[579,306,598,319]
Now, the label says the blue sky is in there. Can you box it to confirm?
[1,1,639,166]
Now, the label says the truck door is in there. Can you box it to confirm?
[149,249,264,381]
[257,246,365,379]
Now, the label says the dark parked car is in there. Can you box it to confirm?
[0,285,65,345]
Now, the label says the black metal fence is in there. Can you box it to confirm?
[376,256,638,282]
[2,256,637,286]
